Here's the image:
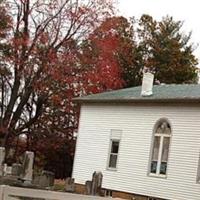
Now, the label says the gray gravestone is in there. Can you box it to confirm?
[65,177,75,192]
[91,171,103,196]
[38,170,55,188]
[3,164,12,176]
[32,174,40,185]
[5,166,12,175]
[85,180,92,195]
[21,151,34,183]
[12,163,22,176]
[0,147,5,176]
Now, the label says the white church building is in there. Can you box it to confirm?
[72,73,200,200]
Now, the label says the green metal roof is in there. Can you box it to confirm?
[74,84,200,103]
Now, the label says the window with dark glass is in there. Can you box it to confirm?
[108,140,119,169]
[150,120,171,176]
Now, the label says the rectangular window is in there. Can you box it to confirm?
[108,140,119,169]
[150,136,170,176]
[107,130,122,170]
[160,137,170,175]
[150,136,160,174]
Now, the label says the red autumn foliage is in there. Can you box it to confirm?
[0,0,116,178]
[80,16,137,94]
[1,1,197,179]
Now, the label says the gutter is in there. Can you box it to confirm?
[73,97,200,104]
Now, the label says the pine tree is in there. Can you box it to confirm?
[137,14,198,84]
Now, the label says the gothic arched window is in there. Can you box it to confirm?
[150,119,171,176]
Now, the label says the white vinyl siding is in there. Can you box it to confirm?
[72,103,200,200]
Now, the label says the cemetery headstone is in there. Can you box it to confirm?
[0,147,5,176]
[12,163,22,177]
[85,180,92,195]
[91,171,103,196]
[21,151,34,183]
[65,177,75,192]
[38,170,55,188]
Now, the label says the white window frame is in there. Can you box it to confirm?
[107,139,120,170]
[149,119,171,178]
[107,129,122,171]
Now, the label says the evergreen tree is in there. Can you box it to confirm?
[137,14,198,84]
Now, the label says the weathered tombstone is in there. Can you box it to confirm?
[0,147,5,176]
[65,177,75,192]
[5,166,12,175]
[21,151,34,183]
[85,180,92,195]
[3,163,7,176]
[38,170,55,188]
[32,174,40,186]
[12,163,22,177]
[3,164,12,176]
[91,171,103,196]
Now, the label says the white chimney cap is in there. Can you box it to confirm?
[141,72,154,96]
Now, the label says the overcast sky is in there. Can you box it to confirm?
[117,0,200,59]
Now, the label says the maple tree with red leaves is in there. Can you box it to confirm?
[0,0,116,177]
[80,16,139,94]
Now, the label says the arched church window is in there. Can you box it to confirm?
[150,119,171,176]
